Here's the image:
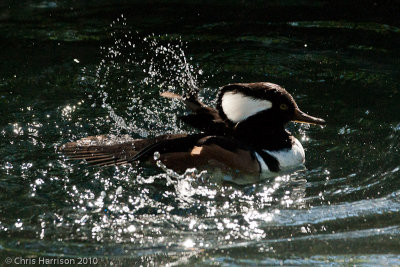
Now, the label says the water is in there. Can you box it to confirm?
[1,1,400,265]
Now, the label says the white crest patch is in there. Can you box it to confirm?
[221,92,272,122]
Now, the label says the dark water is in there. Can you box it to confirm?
[1,1,400,266]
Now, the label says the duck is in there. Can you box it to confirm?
[60,82,325,179]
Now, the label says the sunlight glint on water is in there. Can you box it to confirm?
[1,6,400,264]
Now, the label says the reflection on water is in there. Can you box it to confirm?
[0,2,400,265]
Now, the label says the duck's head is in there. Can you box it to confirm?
[217,82,326,128]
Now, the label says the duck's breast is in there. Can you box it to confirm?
[256,138,305,173]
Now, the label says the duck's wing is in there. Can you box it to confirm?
[130,135,279,174]
[127,133,207,163]
[195,136,280,172]
[59,133,190,166]
[160,91,203,112]
[160,91,230,135]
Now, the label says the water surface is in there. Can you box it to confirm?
[1,1,400,265]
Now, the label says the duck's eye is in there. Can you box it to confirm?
[280,103,288,110]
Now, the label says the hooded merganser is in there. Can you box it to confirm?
[60,82,325,178]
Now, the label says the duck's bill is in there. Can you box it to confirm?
[293,108,326,125]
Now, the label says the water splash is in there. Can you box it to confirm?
[151,151,208,202]
[85,14,204,137]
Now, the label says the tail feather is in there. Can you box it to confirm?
[85,157,128,166]
[59,135,138,166]
[59,134,190,166]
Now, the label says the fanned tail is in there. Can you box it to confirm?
[59,134,190,166]
[59,135,137,166]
